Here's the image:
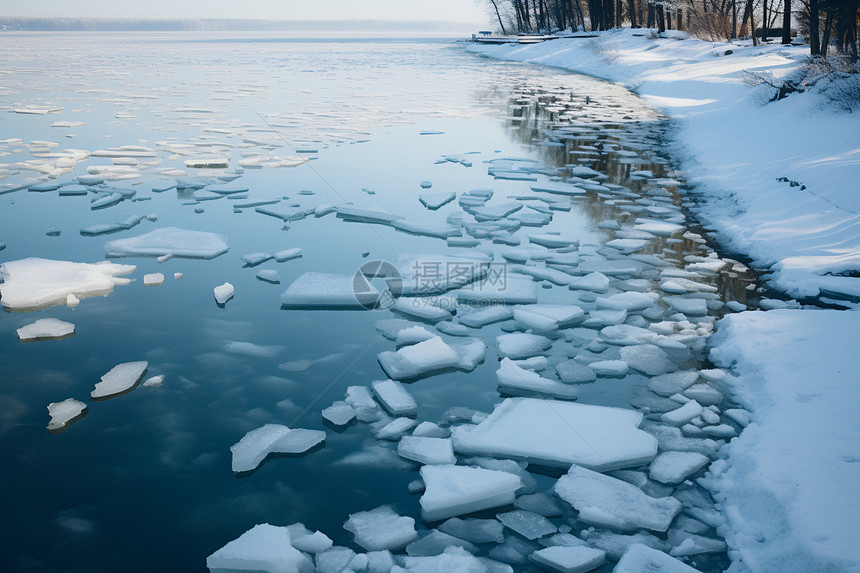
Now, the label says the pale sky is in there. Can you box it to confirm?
[2,0,491,24]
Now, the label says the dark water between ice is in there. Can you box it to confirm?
[0,34,759,572]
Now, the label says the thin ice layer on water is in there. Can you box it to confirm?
[0,258,135,311]
[103,227,228,259]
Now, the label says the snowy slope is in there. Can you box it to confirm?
[467,30,860,301]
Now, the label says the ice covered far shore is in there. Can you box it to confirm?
[467,29,860,303]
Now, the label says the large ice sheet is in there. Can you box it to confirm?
[419,464,521,522]
[343,505,417,551]
[230,424,325,473]
[0,258,135,311]
[452,398,657,471]
[104,227,228,259]
[281,273,380,309]
[554,465,682,532]
[91,361,148,400]
[206,523,315,573]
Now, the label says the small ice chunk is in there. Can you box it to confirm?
[649,451,710,484]
[285,523,333,554]
[256,269,280,283]
[497,358,578,400]
[515,493,564,517]
[344,386,383,422]
[281,272,379,309]
[619,345,675,376]
[91,361,147,400]
[344,505,417,551]
[371,379,418,416]
[452,398,656,471]
[419,464,521,522]
[724,408,751,427]
[142,375,164,388]
[274,248,303,262]
[496,333,552,359]
[401,546,488,572]
[46,398,87,432]
[230,424,325,473]
[459,306,513,328]
[568,272,610,293]
[241,252,274,266]
[661,400,704,426]
[413,421,449,438]
[104,227,228,259]
[316,547,356,573]
[667,530,727,556]
[554,466,682,532]
[0,258,135,312]
[214,282,235,304]
[663,296,708,316]
[583,530,666,561]
[649,371,699,397]
[143,272,164,286]
[205,523,314,573]
[589,360,629,377]
[528,233,578,249]
[513,305,584,331]
[497,510,556,540]
[555,360,597,384]
[395,325,436,346]
[683,383,723,406]
[601,325,659,346]
[614,543,699,572]
[419,192,456,210]
[377,336,460,381]
[17,318,75,342]
[596,292,657,311]
[322,401,356,427]
[374,417,418,440]
[529,546,606,573]
[438,517,505,544]
[406,530,478,557]
[174,272,183,280]
[392,298,453,322]
[456,276,538,305]
[398,436,456,465]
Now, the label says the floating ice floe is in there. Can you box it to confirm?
[104,227,228,259]
[17,318,75,342]
[527,233,578,249]
[614,543,699,572]
[143,273,164,286]
[206,523,315,573]
[556,360,597,384]
[513,304,584,332]
[619,344,675,375]
[588,360,629,377]
[344,505,418,551]
[649,451,710,485]
[530,181,587,196]
[371,379,418,416]
[142,375,164,388]
[256,269,280,284]
[46,398,87,432]
[322,401,356,428]
[274,248,302,262]
[398,436,456,465]
[80,214,147,236]
[405,530,478,557]
[456,276,538,305]
[377,336,475,381]
[214,283,235,305]
[497,509,556,540]
[91,361,148,400]
[496,358,578,400]
[530,546,606,573]
[496,333,552,359]
[554,465,682,532]
[0,258,135,312]
[438,517,505,544]
[230,424,325,473]
[453,398,656,471]
[281,273,379,310]
[419,192,456,210]
[419,464,521,522]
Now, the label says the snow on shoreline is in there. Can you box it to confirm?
[469,31,860,573]
[466,29,860,302]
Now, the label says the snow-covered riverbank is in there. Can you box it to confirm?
[469,30,860,573]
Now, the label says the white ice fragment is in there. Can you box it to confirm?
[497,510,556,540]
[316,547,356,573]
[274,248,303,262]
[497,358,578,400]
[344,505,418,551]
[648,371,700,397]
[600,325,659,346]
[568,272,610,293]
[649,451,710,484]
[104,227,228,259]
[661,400,704,426]
[17,318,75,341]
[589,360,629,377]
[47,398,87,432]
[459,306,513,328]
[257,269,280,283]
[142,375,164,388]
[496,333,552,359]
[344,386,382,423]
[452,398,656,471]
[91,361,148,400]
[378,336,460,381]
[371,379,418,416]
[395,325,436,346]
[285,523,332,554]
[205,523,315,573]
[513,305,584,332]
[230,424,325,473]
[554,466,682,532]
[174,272,183,280]
[401,546,488,572]
[419,464,521,522]
[419,192,457,210]
[214,282,235,304]
[438,518,505,544]
[619,345,675,376]
[0,258,135,311]
[528,233,578,249]
[322,401,356,427]
[614,543,699,572]
[392,298,453,322]
[405,530,478,557]
[456,276,537,305]
[241,252,274,266]
[555,360,596,384]
[683,383,723,406]
[398,436,456,465]
[374,417,418,441]
[530,181,587,196]
[529,546,606,573]
[515,493,564,517]
[663,296,708,316]
[281,272,379,309]
[143,272,164,286]
[66,294,80,308]
[596,292,658,311]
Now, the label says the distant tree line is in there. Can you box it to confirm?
[485,0,858,59]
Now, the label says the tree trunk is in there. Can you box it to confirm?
[666,8,673,29]
[628,0,638,27]
[762,0,769,39]
[489,0,508,35]
[648,1,655,28]
[657,3,666,31]
[677,7,683,29]
[809,0,820,55]
[820,8,832,57]
[781,0,791,43]
[750,2,758,45]
[732,0,738,38]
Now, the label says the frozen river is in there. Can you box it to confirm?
[0,33,761,572]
